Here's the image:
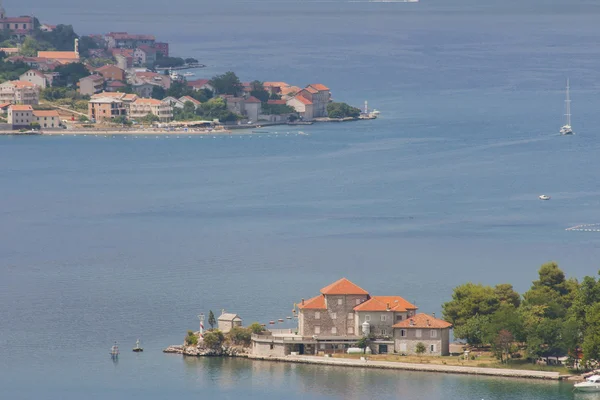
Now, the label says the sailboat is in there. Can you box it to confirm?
[559,79,574,135]
[132,339,143,352]
[110,341,119,359]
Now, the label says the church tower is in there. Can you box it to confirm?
[0,0,6,20]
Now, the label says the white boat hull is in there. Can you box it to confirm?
[574,384,600,392]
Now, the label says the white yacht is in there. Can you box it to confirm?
[575,375,600,392]
[539,195,551,201]
[559,79,573,135]
[183,72,195,77]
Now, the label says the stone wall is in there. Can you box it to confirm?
[300,294,368,337]
[252,341,288,357]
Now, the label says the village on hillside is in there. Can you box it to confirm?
[0,4,375,132]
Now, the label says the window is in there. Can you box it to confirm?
[430,344,436,352]
[337,298,343,305]
[315,312,320,320]
[381,329,387,335]
[314,326,320,334]
[347,327,354,334]
[331,312,337,320]
[416,329,422,338]
[347,313,353,320]
[381,315,387,322]
[400,329,406,337]
[320,344,325,350]
[331,327,337,334]
[396,315,403,321]
[365,315,371,322]
[430,330,437,338]
[269,344,274,350]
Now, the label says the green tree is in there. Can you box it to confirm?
[185,330,198,346]
[203,330,225,350]
[493,329,514,364]
[442,283,500,328]
[210,71,242,96]
[166,80,193,98]
[248,322,264,335]
[483,303,524,344]
[78,115,89,122]
[229,327,251,346]
[20,36,51,57]
[454,314,490,345]
[151,85,166,100]
[112,116,131,126]
[208,310,216,329]
[140,113,159,124]
[249,80,269,103]
[356,336,370,354]
[53,63,90,87]
[582,303,600,366]
[200,97,227,120]
[494,284,521,308]
[34,24,78,51]
[415,342,426,360]
[77,35,99,57]
[326,102,361,119]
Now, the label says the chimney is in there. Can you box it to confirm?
[432,312,435,318]
[427,319,430,327]
[301,298,305,305]
[409,319,414,326]
[386,302,390,311]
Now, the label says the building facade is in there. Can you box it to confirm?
[88,98,126,121]
[95,65,125,82]
[7,105,33,128]
[217,313,243,334]
[79,75,105,96]
[393,314,452,356]
[106,33,156,49]
[128,98,172,122]
[252,278,452,357]
[32,110,61,128]
[134,46,157,67]
[0,80,40,105]
[287,95,314,120]
[19,70,48,89]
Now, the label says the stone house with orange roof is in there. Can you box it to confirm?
[95,65,125,82]
[0,80,40,105]
[393,313,452,356]
[19,70,48,89]
[286,95,314,120]
[7,105,33,128]
[299,84,330,118]
[251,278,452,357]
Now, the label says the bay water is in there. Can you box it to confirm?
[2,0,600,398]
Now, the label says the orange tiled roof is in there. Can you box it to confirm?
[91,92,125,99]
[133,98,163,105]
[96,64,122,73]
[293,95,313,105]
[297,295,327,310]
[37,51,79,60]
[321,278,369,295]
[179,96,201,105]
[280,86,301,96]
[245,96,261,103]
[304,87,318,94]
[354,296,417,312]
[309,83,330,91]
[32,110,60,117]
[123,94,138,101]
[392,313,452,329]
[9,105,33,111]
[263,81,289,88]
[10,80,36,88]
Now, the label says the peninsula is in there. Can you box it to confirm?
[0,5,375,134]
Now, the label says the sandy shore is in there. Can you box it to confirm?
[248,354,565,381]
[40,129,236,136]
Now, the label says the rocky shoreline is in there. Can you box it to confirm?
[163,344,249,357]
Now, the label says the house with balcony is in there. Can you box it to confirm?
[95,65,125,82]
[88,97,127,122]
[251,278,452,357]
[128,98,173,122]
[0,80,40,105]
[79,75,105,96]
[105,32,156,49]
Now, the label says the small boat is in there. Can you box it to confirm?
[286,316,292,320]
[132,339,143,352]
[110,342,119,358]
[183,72,195,77]
[559,79,574,135]
[539,195,551,201]
[575,375,600,392]
[269,321,275,325]
[278,319,284,323]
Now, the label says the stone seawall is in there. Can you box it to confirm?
[247,354,563,381]
[163,344,249,357]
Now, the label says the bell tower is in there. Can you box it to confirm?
[0,0,6,20]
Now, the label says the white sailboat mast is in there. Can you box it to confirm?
[565,78,571,127]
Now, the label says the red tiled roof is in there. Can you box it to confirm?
[354,296,417,312]
[267,99,286,105]
[304,87,318,94]
[32,110,60,117]
[392,313,452,329]
[294,95,312,105]
[179,95,201,105]
[320,278,369,295]
[0,102,12,108]
[133,98,163,105]
[137,45,156,54]
[309,83,330,91]
[263,81,289,88]
[188,79,210,87]
[245,96,261,103]
[3,17,33,23]
[9,105,33,111]
[297,295,327,310]
[7,80,36,88]
[23,69,46,78]
[107,81,126,87]
[96,65,123,73]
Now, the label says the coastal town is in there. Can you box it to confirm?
[0,4,374,133]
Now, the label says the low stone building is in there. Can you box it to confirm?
[32,110,61,129]
[251,278,452,357]
[7,105,33,128]
[287,95,313,121]
[218,312,242,333]
[393,313,452,356]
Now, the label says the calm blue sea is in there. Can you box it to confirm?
[1,0,600,398]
